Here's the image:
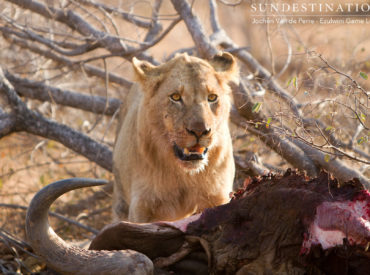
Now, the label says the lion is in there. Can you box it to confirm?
[113,52,238,222]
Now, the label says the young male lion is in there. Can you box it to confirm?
[113,52,238,222]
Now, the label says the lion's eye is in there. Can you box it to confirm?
[208,94,218,102]
[170,93,182,102]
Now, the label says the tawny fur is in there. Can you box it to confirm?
[113,53,238,222]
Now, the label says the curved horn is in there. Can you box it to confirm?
[26,178,153,275]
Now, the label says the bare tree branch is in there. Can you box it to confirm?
[209,0,222,33]
[208,1,302,118]
[229,47,304,118]
[0,228,37,259]
[0,112,16,137]
[73,0,153,28]
[124,16,181,57]
[0,68,113,172]
[316,52,369,99]
[230,103,319,177]
[144,0,163,42]
[231,104,369,187]
[234,154,269,177]
[207,6,367,162]
[5,0,125,53]
[272,29,292,80]
[0,24,100,57]
[5,71,122,116]
[209,0,355,159]
[171,0,217,59]
[2,0,181,68]
[2,33,133,88]
[290,138,369,188]
[5,0,157,63]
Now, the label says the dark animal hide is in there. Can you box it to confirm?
[90,170,370,275]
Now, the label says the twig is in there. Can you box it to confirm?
[210,0,361,163]
[144,0,163,43]
[217,0,243,7]
[66,14,181,64]
[350,124,364,147]
[231,80,320,176]
[265,21,275,75]
[69,0,111,34]
[331,146,369,165]
[208,2,302,118]
[56,182,113,216]
[230,105,319,177]
[96,4,120,37]
[0,22,100,57]
[5,0,157,64]
[119,16,182,57]
[0,204,98,234]
[290,138,369,188]
[2,2,178,65]
[231,107,369,187]
[298,105,369,161]
[2,34,132,88]
[73,0,153,28]
[209,0,221,33]
[85,58,110,134]
[0,228,34,254]
[5,0,125,53]
[301,107,369,160]
[234,49,303,118]
[316,52,369,98]
[273,29,292,80]
[0,229,36,273]
[292,124,370,165]
[0,159,89,180]
[207,1,369,178]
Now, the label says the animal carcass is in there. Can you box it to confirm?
[26,170,370,274]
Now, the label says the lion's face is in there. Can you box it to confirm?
[133,53,238,172]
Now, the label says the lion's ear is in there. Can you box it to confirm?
[132,57,164,92]
[209,52,239,83]
[132,57,160,78]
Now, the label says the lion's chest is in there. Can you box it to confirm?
[140,168,228,207]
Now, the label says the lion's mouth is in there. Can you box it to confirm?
[173,143,208,161]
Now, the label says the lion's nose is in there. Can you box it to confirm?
[186,123,211,139]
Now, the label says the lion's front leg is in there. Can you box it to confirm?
[112,189,154,222]
[128,195,195,222]
[128,196,156,223]
[112,194,129,222]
